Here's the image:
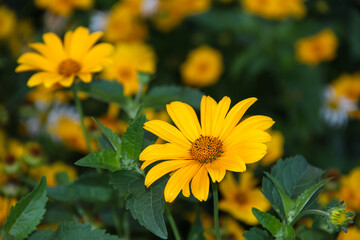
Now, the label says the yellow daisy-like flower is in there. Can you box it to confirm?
[16,26,114,88]
[140,96,274,202]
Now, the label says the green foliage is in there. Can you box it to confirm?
[243,227,273,240]
[28,222,122,240]
[296,226,334,240]
[2,177,48,240]
[75,149,121,172]
[138,72,153,84]
[120,114,146,169]
[187,209,205,240]
[93,118,122,151]
[110,171,168,239]
[252,208,283,237]
[47,173,115,202]
[141,85,203,110]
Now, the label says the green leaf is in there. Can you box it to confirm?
[75,149,121,172]
[264,172,295,223]
[47,173,115,202]
[54,222,121,240]
[0,230,15,240]
[3,177,48,240]
[187,209,205,240]
[141,85,203,110]
[93,118,122,152]
[28,230,54,240]
[120,114,146,169]
[296,226,333,240]
[252,208,283,237]
[243,227,273,240]
[262,156,324,218]
[78,79,130,106]
[110,170,168,239]
[291,178,330,224]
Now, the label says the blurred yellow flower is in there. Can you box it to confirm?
[35,0,94,16]
[295,29,338,65]
[0,196,17,226]
[102,42,156,96]
[338,168,360,212]
[29,162,77,187]
[261,130,284,165]
[219,172,270,225]
[337,226,360,240]
[0,5,16,39]
[181,46,223,88]
[140,96,274,202]
[332,73,360,102]
[16,26,114,88]
[152,0,210,31]
[97,104,129,135]
[144,109,170,122]
[204,216,245,240]
[241,0,306,20]
[104,1,147,43]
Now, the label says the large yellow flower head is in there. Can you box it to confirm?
[35,0,94,16]
[140,96,274,202]
[102,42,156,96]
[16,26,114,88]
[181,46,223,88]
[295,28,338,65]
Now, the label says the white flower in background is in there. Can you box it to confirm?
[321,86,357,127]
[89,10,109,32]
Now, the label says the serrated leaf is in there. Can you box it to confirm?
[93,118,122,152]
[3,177,48,240]
[54,222,121,240]
[27,229,54,240]
[0,230,15,240]
[290,178,330,225]
[121,114,146,169]
[262,156,324,219]
[110,170,168,239]
[252,208,283,236]
[141,85,203,110]
[75,149,121,172]
[243,227,273,240]
[264,172,295,223]
[47,173,115,202]
[78,80,130,106]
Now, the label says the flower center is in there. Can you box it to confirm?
[58,59,81,76]
[235,192,248,205]
[190,135,223,163]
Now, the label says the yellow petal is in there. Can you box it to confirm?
[144,160,194,187]
[69,27,90,60]
[224,130,271,147]
[236,142,267,164]
[182,182,191,197]
[144,120,191,148]
[17,52,56,72]
[219,97,257,139]
[217,155,246,172]
[77,73,92,83]
[200,96,217,136]
[58,75,75,87]
[27,72,48,87]
[15,64,37,72]
[218,173,238,199]
[42,32,66,60]
[164,161,201,202]
[64,30,73,55]
[82,43,114,71]
[205,160,226,182]
[212,96,231,137]
[190,165,210,201]
[166,101,201,142]
[237,115,275,131]
[140,143,190,162]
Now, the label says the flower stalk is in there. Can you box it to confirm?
[212,182,221,240]
[165,205,181,240]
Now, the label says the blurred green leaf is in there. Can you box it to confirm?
[93,118,122,152]
[110,170,168,239]
[141,85,203,110]
[243,227,273,240]
[3,177,48,240]
[48,173,115,202]
[138,72,153,84]
[120,114,146,169]
[296,226,334,240]
[27,230,54,240]
[75,149,121,172]
[252,208,283,237]
[187,209,205,240]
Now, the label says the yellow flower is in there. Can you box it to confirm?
[181,46,223,88]
[104,2,147,43]
[338,168,360,212]
[204,216,245,240]
[97,104,129,135]
[295,29,338,65]
[332,73,360,102]
[35,0,94,16]
[144,109,170,122]
[0,5,16,39]
[337,226,360,240]
[261,130,284,165]
[0,196,17,226]
[219,172,270,225]
[140,96,274,202]
[102,42,156,96]
[16,26,114,88]
[241,0,306,20]
[29,162,77,187]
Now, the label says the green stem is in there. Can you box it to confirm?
[72,83,92,153]
[291,209,329,226]
[110,208,122,236]
[134,83,144,104]
[165,205,181,240]
[212,182,221,240]
[123,210,130,240]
